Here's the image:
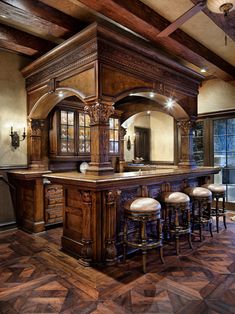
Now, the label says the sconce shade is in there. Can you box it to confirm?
[207,0,235,13]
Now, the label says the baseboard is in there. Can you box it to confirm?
[0,221,17,232]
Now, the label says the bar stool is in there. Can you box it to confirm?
[202,184,226,233]
[161,192,192,255]
[123,197,164,273]
[184,187,213,241]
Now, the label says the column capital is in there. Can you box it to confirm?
[84,102,114,124]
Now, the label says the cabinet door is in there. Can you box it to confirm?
[59,110,75,155]
[44,184,64,225]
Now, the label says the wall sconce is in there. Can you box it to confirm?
[10,127,26,149]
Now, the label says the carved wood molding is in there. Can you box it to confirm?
[177,119,195,136]
[29,119,46,136]
[84,102,114,124]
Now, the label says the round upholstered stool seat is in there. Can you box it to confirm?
[184,187,212,198]
[202,184,227,233]
[184,186,213,241]
[161,191,192,255]
[202,184,225,194]
[124,197,161,215]
[123,197,164,273]
[162,191,190,204]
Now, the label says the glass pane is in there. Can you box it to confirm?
[79,143,85,153]
[79,128,84,140]
[114,142,119,153]
[227,135,235,152]
[109,142,114,153]
[227,185,235,202]
[109,118,114,128]
[109,130,114,141]
[214,120,226,135]
[214,136,226,152]
[60,140,67,153]
[114,118,119,129]
[114,130,119,141]
[227,152,235,167]
[67,141,74,153]
[68,126,74,139]
[85,128,90,140]
[61,111,67,124]
[68,112,74,125]
[85,142,90,152]
[79,113,85,126]
[61,126,67,139]
[214,152,226,167]
[227,118,235,135]
[85,114,90,126]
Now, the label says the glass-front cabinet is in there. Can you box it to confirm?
[193,121,204,166]
[49,102,120,168]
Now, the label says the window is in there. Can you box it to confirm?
[78,113,90,153]
[193,121,204,166]
[214,118,235,203]
[60,110,75,154]
[109,117,119,154]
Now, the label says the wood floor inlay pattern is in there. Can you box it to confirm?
[0,216,235,313]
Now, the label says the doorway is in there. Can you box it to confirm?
[134,127,150,162]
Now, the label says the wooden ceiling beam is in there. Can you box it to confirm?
[157,1,206,37]
[77,0,235,80]
[0,23,55,56]
[190,0,235,41]
[0,0,86,39]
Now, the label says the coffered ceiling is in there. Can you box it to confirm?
[0,0,234,81]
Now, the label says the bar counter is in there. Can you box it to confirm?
[42,166,220,265]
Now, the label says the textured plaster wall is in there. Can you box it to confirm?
[123,111,174,162]
[198,79,235,114]
[150,112,174,162]
[0,51,29,226]
[0,51,28,167]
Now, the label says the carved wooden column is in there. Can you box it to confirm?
[177,119,196,168]
[119,126,126,173]
[103,190,120,265]
[84,102,114,175]
[28,119,48,169]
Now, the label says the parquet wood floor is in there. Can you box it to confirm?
[0,216,235,313]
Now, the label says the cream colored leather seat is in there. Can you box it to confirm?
[202,184,226,193]
[184,187,212,198]
[162,191,190,204]
[123,197,164,273]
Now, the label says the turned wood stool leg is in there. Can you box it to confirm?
[157,218,164,264]
[140,220,147,273]
[187,208,193,249]
[198,200,203,242]
[175,208,180,255]
[207,201,213,238]
[215,196,219,233]
[123,217,127,263]
[223,195,227,229]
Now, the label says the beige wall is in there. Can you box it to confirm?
[0,51,29,167]
[198,79,235,114]
[150,112,174,162]
[123,111,174,162]
[0,51,29,227]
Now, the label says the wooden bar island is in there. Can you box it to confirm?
[42,167,219,265]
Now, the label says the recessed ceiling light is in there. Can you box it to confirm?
[0,15,7,19]
[149,92,154,98]
[165,98,174,109]
[58,91,63,97]
[200,68,207,73]
[147,111,151,114]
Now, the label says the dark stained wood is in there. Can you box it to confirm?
[191,0,235,41]
[0,0,86,40]
[157,1,206,37]
[0,213,235,312]
[78,0,235,80]
[134,127,150,161]
[0,23,55,56]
